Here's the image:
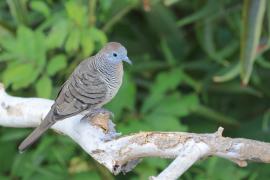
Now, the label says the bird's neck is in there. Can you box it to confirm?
[93,54,123,78]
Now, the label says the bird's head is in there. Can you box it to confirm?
[99,42,132,65]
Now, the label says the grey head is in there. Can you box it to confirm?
[97,42,132,65]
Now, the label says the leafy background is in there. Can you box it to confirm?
[0,0,270,179]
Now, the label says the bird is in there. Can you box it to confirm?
[18,42,132,152]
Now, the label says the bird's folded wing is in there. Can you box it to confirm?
[54,61,107,119]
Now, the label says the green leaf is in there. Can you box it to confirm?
[3,63,39,89]
[65,28,80,52]
[34,30,47,69]
[0,176,9,180]
[0,129,28,141]
[11,153,33,177]
[152,93,199,117]
[153,68,183,96]
[65,1,86,27]
[118,118,152,134]
[35,75,52,98]
[16,26,35,61]
[0,35,16,52]
[135,162,158,180]
[145,158,169,169]
[102,2,136,32]
[146,4,187,58]
[89,28,107,45]
[7,0,28,25]
[32,136,55,160]
[81,29,95,57]
[24,164,65,180]
[240,0,266,85]
[201,158,249,180]
[160,38,176,66]
[0,52,16,62]
[30,1,50,18]
[0,141,16,173]
[193,105,239,126]
[208,82,262,97]
[46,21,69,50]
[257,56,270,69]
[144,114,188,131]
[47,54,67,76]
[197,19,229,66]
[213,63,240,83]
[181,72,201,92]
[6,26,47,69]
[142,93,196,131]
[176,1,213,27]
[72,172,100,180]
[142,68,183,113]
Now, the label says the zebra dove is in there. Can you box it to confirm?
[18,42,131,152]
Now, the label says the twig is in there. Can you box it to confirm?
[150,141,210,180]
[102,4,134,32]
[88,0,97,26]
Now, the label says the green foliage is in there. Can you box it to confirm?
[0,0,270,180]
[46,54,67,76]
[1,25,46,90]
[240,0,266,85]
[30,1,50,18]
[194,157,250,180]
[35,75,52,98]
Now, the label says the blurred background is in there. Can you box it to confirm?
[0,0,270,179]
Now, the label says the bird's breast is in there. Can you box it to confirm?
[101,63,123,105]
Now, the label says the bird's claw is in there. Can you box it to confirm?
[87,108,114,120]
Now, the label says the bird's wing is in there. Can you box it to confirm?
[53,60,107,120]
[18,60,107,152]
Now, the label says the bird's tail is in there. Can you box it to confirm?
[18,110,55,152]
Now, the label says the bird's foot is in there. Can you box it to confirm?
[84,108,113,133]
[86,108,114,120]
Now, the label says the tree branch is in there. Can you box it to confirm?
[0,83,270,179]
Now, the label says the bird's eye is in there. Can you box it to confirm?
[113,53,117,57]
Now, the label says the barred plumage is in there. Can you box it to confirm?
[19,42,131,152]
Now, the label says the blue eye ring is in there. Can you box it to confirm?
[113,53,117,57]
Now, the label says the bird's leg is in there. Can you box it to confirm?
[84,108,115,133]
[86,108,114,120]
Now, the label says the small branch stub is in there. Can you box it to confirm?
[89,112,110,132]
[216,127,224,137]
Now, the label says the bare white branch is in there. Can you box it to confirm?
[0,84,270,180]
[150,141,210,180]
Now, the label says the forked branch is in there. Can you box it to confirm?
[0,84,269,180]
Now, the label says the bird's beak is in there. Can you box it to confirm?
[123,56,132,65]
